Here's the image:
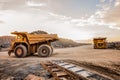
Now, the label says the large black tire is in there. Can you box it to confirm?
[14,45,27,58]
[37,44,52,57]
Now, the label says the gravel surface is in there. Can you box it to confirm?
[0,45,120,80]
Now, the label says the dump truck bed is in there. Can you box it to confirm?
[11,32,58,44]
[27,34,58,44]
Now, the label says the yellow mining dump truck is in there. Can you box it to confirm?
[93,38,107,49]
[8,31,58,58]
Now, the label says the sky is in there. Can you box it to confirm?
[0,0,120,41]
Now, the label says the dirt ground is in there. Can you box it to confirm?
[0,45,120,80]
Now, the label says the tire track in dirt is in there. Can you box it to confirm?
[64,60,120,80]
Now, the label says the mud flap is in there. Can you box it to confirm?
[8,50,12,56]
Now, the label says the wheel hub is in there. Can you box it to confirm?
[42,49,47,54]
[17,48,22,55]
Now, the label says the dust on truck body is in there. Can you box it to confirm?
[8,32,58,58]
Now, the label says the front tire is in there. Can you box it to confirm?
[14,45,27,58]
[37,44,52,57]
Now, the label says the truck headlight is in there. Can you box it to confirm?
[17,36,21,39]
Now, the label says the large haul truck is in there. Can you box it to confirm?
[93,38,107,49]
[8,31,58,58]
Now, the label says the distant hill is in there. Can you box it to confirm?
[76,40,92,44]
[0,36,14,48]
[52,38,80,48]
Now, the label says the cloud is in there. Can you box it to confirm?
[94,0,120,30]
[0,0,120,40]
[0,20,4,23]
[103,1,120,28]
[114,0,120,6]
[0,0,26,10]
[99,0,106,2]
[0,10,96,40]
[26,1,47,7]
[48,12,71,20]
[48,10,116,29]
[0,0,48,11]
[46,11,120,40]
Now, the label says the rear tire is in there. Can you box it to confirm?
[37,44,52,57]
[14,45,27,58]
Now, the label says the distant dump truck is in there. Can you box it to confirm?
[93,38,107,49]
[93,38,120,49]
[8,31,58,58]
